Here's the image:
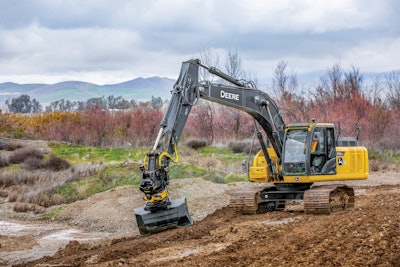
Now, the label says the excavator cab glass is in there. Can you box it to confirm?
[309,126,337,174]
[283,125,337,176]
[283,128,307,174]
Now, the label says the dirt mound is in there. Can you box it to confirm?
[16,185,400,267]
[56,178,232,236]
[1,170,399,266]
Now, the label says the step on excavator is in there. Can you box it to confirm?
[134,59,368,235]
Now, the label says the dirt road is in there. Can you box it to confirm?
[1,172,400,266]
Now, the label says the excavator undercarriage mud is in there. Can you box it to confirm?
[230,184,355,215]
[134,197,193,235]
[229,184,303,214]
[229,186,269,214]
[304,185,355,215]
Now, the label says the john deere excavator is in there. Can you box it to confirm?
[134,59,369,235]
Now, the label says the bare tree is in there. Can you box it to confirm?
[46,99,76,112]
[272,60,297,98]
[385,70,400,109]
[223,49,246,139]
[365,75,386,107]
[107,95,123,109]
[271,61,305,122]
[199,47,220,81]
[224,48,244,80]
[190,100,215,144]
[344,66,363,98]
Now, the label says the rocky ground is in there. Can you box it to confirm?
[0,141,399,266]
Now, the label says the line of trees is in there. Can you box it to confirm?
[1,49,400,149]
[4,94,164,113]
[271,61,400,149]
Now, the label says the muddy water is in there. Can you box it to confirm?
[0,220,110,265]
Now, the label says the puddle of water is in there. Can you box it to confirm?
[0,221,51,236]
[41,229,106,241]
[0,220,110,265]
[0,220,108,240]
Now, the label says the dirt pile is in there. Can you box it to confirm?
[1,161,399,267]
[15,184,400,267]
[56,178,232,236]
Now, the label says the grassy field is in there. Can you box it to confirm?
[0,140,249,216]
[2,138,400,223]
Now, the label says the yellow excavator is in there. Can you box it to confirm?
[134,59,368,235]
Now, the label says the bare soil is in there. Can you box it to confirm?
[0,139,399,266]
[0,170,398,267]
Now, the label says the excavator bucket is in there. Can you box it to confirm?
[134,197,193,235]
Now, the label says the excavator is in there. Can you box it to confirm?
[134,59,369,235]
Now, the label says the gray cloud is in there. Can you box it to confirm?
[0,0,399,84]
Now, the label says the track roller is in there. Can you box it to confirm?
[304,185,355,215]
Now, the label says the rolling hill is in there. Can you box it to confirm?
[0,77,175,107]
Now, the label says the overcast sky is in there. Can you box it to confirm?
[0,0,399,85]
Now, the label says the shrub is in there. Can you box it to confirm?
[0,189,8,198]
[0,174,13,187]
[13,202,45,213]
[228,141,246,153]
[44,154,70,171]
[228,140,261,154]
[5,169,82,206]
[186,139,207,150]
[0,156,8,168]
[9,148,44,164]
[4,142,22,151]
[22,156,43,170]
[7,190,18,202]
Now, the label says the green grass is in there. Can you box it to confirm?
[49,142,147,163]
[169,163,247,183]
[27,142,249,208]
[41,206,64,220]
[15,142,398,210]
[369,148,400,162]
[54,164,141,203]
[169,164,209,178]
[197,146,248,164]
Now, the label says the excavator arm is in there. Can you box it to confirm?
[135,59,286,235]
[138,61,198,212]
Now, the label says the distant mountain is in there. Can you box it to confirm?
[105,76,173,89]
[0,77,175,106]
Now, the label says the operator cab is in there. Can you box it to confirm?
[282,123,336,176]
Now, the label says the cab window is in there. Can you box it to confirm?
[283,129,307,174]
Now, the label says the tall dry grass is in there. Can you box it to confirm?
[8,148,44,164]
[2,163,100,208]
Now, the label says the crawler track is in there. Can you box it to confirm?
[229,186,271,214]
[303,185,355,214]
[230,184,355,215]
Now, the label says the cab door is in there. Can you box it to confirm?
[309,126,336,174]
